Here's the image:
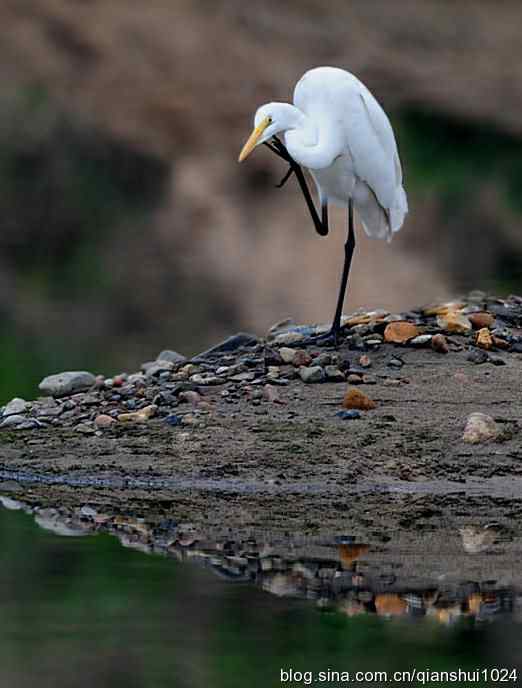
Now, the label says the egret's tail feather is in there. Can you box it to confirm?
[354,181,407,242]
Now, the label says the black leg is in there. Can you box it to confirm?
[264,137,328,237]
[292,165,328,236]
[330,199,355,340]
[322,203,328,232]
[275,166,294,188]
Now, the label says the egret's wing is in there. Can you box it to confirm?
[294,67,407,238]
[342,82,408,236]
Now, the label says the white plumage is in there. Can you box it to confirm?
[239,66,408,241]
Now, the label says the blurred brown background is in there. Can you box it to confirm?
[2,0,522,401]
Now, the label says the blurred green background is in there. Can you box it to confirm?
[2,1,522,404]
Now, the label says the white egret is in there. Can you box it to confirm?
[238,66,408,342]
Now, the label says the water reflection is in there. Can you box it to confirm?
[1,495,517,628]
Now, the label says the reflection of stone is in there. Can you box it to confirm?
[338,600,366,617]
[375,594,408,617]
[428,605,462,626]
[1,496,516,627]
[262,573,300,598]
[338,544,369,569]
[34,508,91,537]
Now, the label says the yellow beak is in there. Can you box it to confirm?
[238,116,271,162]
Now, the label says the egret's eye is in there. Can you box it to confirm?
[267,116,273,124]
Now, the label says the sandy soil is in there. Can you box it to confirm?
[1,344,520,539]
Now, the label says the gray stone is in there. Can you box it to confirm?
[2,398,29,417]
[39,371,96,397]
[190,373,224,386]
[410,334,433,347]
[142,360,174,377]
[157,350,187,365]
[273,331,305,346]
[229,372,256,383]
[299,366,325,383]
[324,366,345,382]
[0,415,39,429]
[35,399,63,418]
[278,347,297,364]
[315,353,333,367]
[467,349,489,365]
[193,333,258,360]
[462,412,499,444]
[127,372,145,383]
[75,423,96,435]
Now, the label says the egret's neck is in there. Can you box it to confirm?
[283,108,339,170]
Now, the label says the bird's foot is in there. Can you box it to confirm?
[275,166,294,188]
[303,327,344,349]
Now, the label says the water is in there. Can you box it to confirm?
[0,499,521,687]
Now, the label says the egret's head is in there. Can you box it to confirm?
[238,103,292,162]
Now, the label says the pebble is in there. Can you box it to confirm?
[156,350,187,365]
[118,405,157,423]
[347,373,363,385]
[343,388,377,411]
[410,334,432,347]
[387,356,404,369]
[279,365,298,380]
[165,414,183,426]
[299,366,324,383]
[358,354,372,368]
[181,414,201,427]
[193,332,258,359]
[178,390,202,406]
[263,384,285,404]
[492,336,510,350]
[229,372,256,383]
[190,373,223,386]
[2,398,29,417]
[476,327,494,350]
[75,422,96,435]
[153,391,177,407]
[437,312,472,334]
[292,350,313,367]
[423,301,465,316]
[273,331,305,346]
[0,414,39,429]
[459,525,497,554]
[127,373,146,385]
[324,366,345,382]
[179,364,201,377]
[383,379,401,387]
[35,399,63,418]
[278,347,297,364]
[39,371,96,397]
[266,366,280,380]
[468,312,495,330]
[268,318,294,335]
[349,334,367,351]
[462,412,499,444]
[336,410,361,420]
[431,333,449,354]
[94,414,116,428]
[143,361,174,378]
[466,349,489,365]
[315,353,333,367]
[383,321,419,344]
